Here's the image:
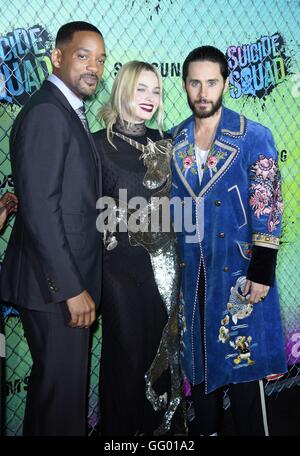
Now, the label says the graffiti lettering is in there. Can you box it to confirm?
[280,150,288,162]
[0,25,52,105]
[114,61,181,78]
[5,376,29,396]
[227,33,292,99]
[291,333,300,359]
[0,174,14,190]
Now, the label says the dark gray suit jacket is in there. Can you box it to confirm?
[0,81,102,313]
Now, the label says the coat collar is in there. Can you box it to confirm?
[172,106,246,145]
[41,81,99,178]
[173,107,245,200]
[217,106,246,139]
[47,74,83,112]
[41,80,75,113]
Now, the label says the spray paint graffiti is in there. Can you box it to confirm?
[227,33,292,99]
[0,25,52,105]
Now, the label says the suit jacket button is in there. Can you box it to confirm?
[180,261,186,268]
[223,266,229,272]
[218,232,225,238]
[214,200,221,206]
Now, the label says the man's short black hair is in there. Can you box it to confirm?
[182,45,229,82]
[55,21,103,47]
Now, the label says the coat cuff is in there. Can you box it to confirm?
[246,245,278,286]
[252,232,280,249]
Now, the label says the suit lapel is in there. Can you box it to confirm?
[85,124,102,197]
[43,81,99,166]
[71,110,99,168]
[173,117,201,200]
[43,81,101,194]
[72,111,101,197]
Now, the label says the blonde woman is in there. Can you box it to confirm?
[93,61,182,436]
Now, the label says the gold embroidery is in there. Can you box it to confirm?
[252,232,280,249]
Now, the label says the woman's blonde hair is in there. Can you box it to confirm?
[100,61,164,145]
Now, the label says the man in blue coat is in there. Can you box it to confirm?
[171,46,287,436]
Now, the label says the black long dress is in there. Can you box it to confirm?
[93,126,171,435]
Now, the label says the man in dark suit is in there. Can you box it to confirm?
[0,22,106,436]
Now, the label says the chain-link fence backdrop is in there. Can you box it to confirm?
[0,0,299,436]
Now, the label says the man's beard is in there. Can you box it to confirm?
[187,93,223,119]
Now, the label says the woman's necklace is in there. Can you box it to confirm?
[112,130,147,154]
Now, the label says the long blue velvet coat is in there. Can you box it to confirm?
[170,107,287,394]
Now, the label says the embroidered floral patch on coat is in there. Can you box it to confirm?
[249,154,283,232]
[178,144,197,176]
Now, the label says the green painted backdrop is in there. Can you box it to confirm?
[0,0,299,435]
